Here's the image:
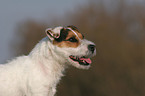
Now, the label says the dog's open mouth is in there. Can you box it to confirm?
[69,55,92,66]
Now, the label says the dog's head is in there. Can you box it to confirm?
[45,25,96,69]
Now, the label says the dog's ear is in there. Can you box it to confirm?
[45,28,60,41]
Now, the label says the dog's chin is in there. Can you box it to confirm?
[68,55,91,69]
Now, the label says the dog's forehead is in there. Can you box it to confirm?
[66,28,83,40]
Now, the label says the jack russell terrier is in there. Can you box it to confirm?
[0,25,96,96]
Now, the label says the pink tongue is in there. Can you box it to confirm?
[80,58,92,64]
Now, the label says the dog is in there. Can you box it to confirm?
[0,25,96,96]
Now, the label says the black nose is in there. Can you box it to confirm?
[88,44,95,53]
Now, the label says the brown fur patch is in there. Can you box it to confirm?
[53,29,84,48]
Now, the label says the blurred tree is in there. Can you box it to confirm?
[13,1,145,96]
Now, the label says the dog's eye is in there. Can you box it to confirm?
[68,37,78,42]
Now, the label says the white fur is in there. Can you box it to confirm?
[0,26,96,96]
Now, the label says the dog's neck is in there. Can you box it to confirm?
[29,37,67,77]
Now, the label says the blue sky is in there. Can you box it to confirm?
[0,0,88,63]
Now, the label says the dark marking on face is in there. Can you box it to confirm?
[54,28,69,42]
[82,34,85,39]
[66,36,78,42]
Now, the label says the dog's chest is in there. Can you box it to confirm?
[38,61,65,86]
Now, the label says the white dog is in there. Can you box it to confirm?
[0,25,96,96]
